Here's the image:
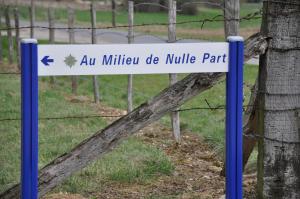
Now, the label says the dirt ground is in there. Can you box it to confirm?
[44,101,257,199]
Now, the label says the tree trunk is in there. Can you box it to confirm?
[0,32,267,199]
[257,1,300,198]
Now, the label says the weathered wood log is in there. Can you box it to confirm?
[257,1,300,198]
[0,32,268,199]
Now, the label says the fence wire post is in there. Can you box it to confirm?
[68,7,78,95]
[14,7,21,70]
[21,38,38,199]
[91,1,100,103]
[127,1,134,113]
[30,0,35,38]
[226,36,243,199]
[112,0,116,27]
[168,0,181,143]
[0,8,3,63]
[5,6,14,64]
[48,8,56,85]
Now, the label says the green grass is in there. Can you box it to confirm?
[56,137,173,194]
[16,3,262,30]
[0,71,174,193]
[0,37,17,63]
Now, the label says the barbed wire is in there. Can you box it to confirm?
[0,114,125,122]
[1,105,298,145]
[0,11,262,32]
[1,104,296,123]
[244,133,300,144]
[0,72,21,75]
[263,0,300,6]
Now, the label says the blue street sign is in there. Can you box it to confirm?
[20,37,244,199]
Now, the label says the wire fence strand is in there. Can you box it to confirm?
[0,11,262,32]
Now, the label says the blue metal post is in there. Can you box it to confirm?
[226,36,244,199]
[21,39,38,199]
[236,39,244,199]
[226,38,237,199]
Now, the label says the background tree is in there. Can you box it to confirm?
[257,0,300,198]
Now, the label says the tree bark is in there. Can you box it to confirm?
[257,1,300,198]
[0,32,268,199]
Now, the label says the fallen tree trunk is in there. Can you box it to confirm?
[0,32,267,199]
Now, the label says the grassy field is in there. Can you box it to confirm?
[0,68,258,193]
[0,20,259,195]
[15,4,261,40]
[0,64,258,194]
[0,73,174,193]
[16,3,262,30]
